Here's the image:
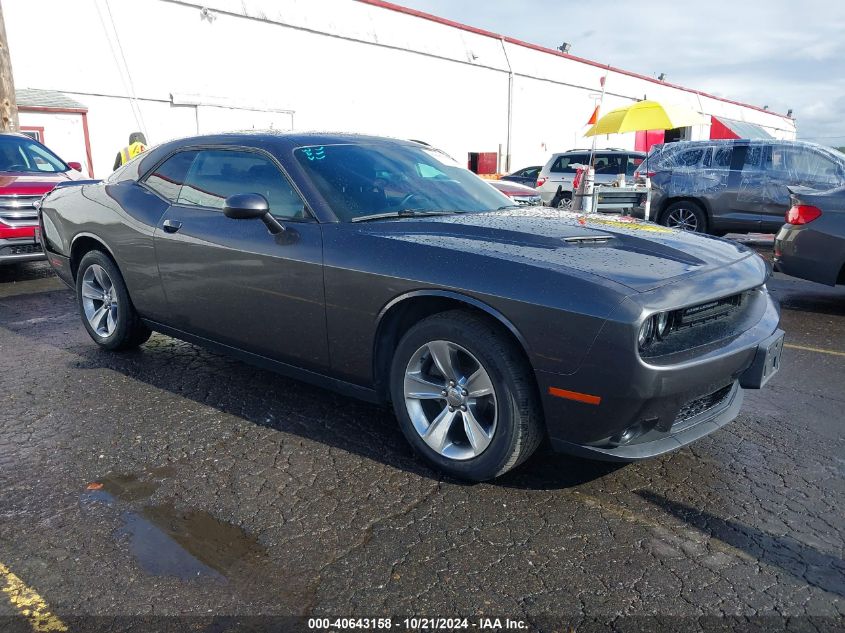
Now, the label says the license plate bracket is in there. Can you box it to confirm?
[739,329,784,389]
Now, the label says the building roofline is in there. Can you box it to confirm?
[17,105,88,115]
[356,0,789,119]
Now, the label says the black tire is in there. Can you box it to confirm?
[76,250,151,351]
[389,310,543,481]
[660,200,708,233]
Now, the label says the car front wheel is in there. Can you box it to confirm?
[661,201,708,233]
[390,311,542,481]
[76,250,151,350]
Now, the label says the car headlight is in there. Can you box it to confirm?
[638,318,655,349]
[655,311,670,338]
[639,311,672,350]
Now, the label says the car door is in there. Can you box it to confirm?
[730,142,767,232]
[518,166,540,186]
[696,143,745,232]
[549,152,589,192]
[592,152,625,185]
[149,147,329,371]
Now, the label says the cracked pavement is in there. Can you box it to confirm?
[0,261,842,632]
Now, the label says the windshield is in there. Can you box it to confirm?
[0,135,69,173]
[294,142,512,221]
[821,145,845,164]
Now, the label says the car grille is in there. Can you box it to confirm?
[670,293,744,332]
[673,383,734,431]
[0,242,42,256]
[0,196,41,226]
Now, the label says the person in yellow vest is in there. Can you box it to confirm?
[112,132,148,170]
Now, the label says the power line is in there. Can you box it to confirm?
[797,134,845,140]
[103,0,148,138]
[93,0,147,139]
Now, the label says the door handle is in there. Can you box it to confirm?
[162,219,182,233]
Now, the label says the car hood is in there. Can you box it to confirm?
[0,171,78,196]
[365,207,757,292]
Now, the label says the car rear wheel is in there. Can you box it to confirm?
[76,250,151,350]
[389,311,542,481]
[661,201,708,233]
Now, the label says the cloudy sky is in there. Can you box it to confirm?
[394,0,845,147]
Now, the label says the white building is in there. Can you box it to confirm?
[4,0,796,178]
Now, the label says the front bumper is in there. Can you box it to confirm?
[537,283,782,461]
[0,236,45,264]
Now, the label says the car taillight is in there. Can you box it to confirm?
[536,177,546,187]
[786,204,822,225]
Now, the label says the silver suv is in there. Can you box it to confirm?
[644,139,845,234]
[535,148,646,204]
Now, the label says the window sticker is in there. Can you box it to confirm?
[300,146,326,161]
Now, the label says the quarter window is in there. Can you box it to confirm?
[144,150,198,202]
[178,149,306,219]
[705,146,733,168]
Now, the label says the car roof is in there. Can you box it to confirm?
[550,148,645,156]
[150,131,421,153]
[133,131,432,177]
[654,138,833,152]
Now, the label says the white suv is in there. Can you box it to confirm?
[535,149,647,204]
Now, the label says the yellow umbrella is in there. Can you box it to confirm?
[585,100,709,136]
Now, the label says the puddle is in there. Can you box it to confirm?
[83,470,266,582]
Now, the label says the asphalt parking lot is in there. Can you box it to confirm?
[0,252,843,632]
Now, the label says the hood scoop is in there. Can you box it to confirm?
[562,235,614,246]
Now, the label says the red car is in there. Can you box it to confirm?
[488,179,542,206]
[0,133,84,264]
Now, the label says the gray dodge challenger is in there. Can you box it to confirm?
[38,133,785,480]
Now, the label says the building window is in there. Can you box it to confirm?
[20,127,44,143]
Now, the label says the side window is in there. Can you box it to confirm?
[178,149,306,219]
[765,146,789,172]
[710,146,733,169]
[551,153,589,173]
[786,148,840,184]
[704,146,731,168]
[676,148,704,167]
[742,145,765,171]
[626,155,644,176]
[593,154,625,175]
[144,150,199,202]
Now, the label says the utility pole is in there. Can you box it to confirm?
[0,1,18,132]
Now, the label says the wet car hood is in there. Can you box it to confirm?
[366,207,757,292]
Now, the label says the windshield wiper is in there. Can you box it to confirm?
[496,204,521,210]
[351,210,460,223]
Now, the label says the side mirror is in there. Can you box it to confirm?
[223,193,284,234]
[68,161,83,172]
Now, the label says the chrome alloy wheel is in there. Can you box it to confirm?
[403,340,497,461]
[665,207,700,231]
[81,264,118,338]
